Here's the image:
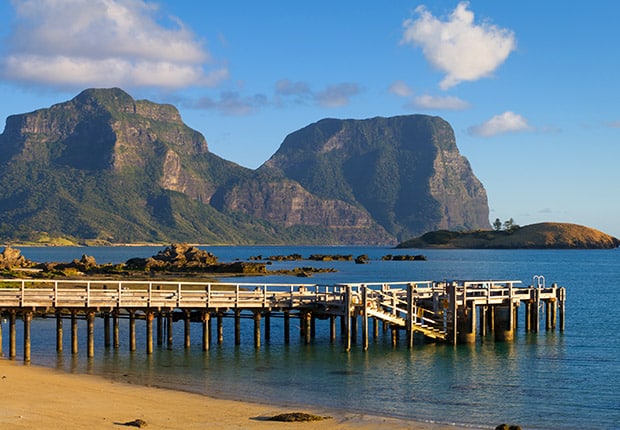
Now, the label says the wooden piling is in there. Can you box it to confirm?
[284,311,290,344]
[202,311,210,351]
[9,310,16,359]
[146,311,154,355]
[23,311,32,363]
[157,312,163,346]
[129,310,136,352]
[362,286,369,350]
[406,284,414,349]
[304,312,312,345]
[71,310,78,355]
[87,311,95,358]
[103,312,110,348]
[217,313,223,344]
[253,312,261,348]
[184,310,191,349]
[329,315,336,343]
[167,312,173,349]
[113,311,120,348]
[234,310,241,346]
[494,302,514,342]
[56,311,63,352]
[264,312,271,343]
[480,306,487,337]
[344,285,352,352]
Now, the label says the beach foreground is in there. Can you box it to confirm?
[0,360,481,430]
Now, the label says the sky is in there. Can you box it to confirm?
[1,1,619,237]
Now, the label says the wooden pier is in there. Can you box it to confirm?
[0,277,565,361]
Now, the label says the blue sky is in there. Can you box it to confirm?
[1,1,619,237]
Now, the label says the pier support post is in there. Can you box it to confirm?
[87,311,95,358]
[253,312,261,348]
[524,301,532,332]
[184,310,191,349]
[71,310,78,355]
[167,312,174,349]
[344,285,352,352]
[558,287,566,332]
[480,306,487,337]
[304,312,312,345]
[264,312,271,343]
[487,305,495,333]
[157,313,163,346]
[362,286,369,350]
[350,314,358,345]
[23,311,32,363]
[202,311,210,351]
[113,311,120,349]
[284,311,290,344]
[56,311,63,352]
[234,310,241,346]
[146,311,154,355]
[457,302,476,344]
[103,312,110,348]
[217,313,224,344]
[373,317,379,340]
[448,282,458,345]
[9,310,16,359]
[310,314,316,339]
[329,315,336,343]
[391,325,399,348]
[494,302,515,342]
[406,284,414,349]
[129,310,136,352]
[0,316,3,357]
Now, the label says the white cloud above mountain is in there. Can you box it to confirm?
[469,111,532,137]
[1,0,227,89]
[402,2,516,89]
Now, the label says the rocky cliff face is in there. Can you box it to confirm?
[260,116,490,241]
[0,89,490,245]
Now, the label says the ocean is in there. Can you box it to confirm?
[5,246,620,429]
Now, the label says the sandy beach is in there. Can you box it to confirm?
[0,359,482,430]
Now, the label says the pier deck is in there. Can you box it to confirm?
[0,277,565,361]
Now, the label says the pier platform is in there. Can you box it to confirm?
[0,277,565,361]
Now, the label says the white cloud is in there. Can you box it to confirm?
[315,83,362,107]
[275,79,312,97]
[402,2,516,89]
[2,0,227,89]
[468,111,532,137]
[388,80,414,97]
[411,94,470,110]
[189,91,268,116]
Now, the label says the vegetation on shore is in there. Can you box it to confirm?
[396,222,620,249]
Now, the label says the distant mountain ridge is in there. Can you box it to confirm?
[0,88,490,245]
[396,222,620,249]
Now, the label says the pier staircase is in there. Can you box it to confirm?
[364,287,448,341]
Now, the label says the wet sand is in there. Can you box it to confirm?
[0,359,483,430]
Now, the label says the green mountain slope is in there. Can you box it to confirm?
[0,88,491,245]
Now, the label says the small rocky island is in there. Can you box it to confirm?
[396,222,620,249]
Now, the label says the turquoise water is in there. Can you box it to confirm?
[6,246,620,429]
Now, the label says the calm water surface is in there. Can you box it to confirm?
[6,246,620,429]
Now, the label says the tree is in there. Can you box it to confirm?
[503,218,520,232]
[493,218,502,231]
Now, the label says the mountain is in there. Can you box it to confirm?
[396,222,620,249]
[0,88,490,245]
[258,116,490,241]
